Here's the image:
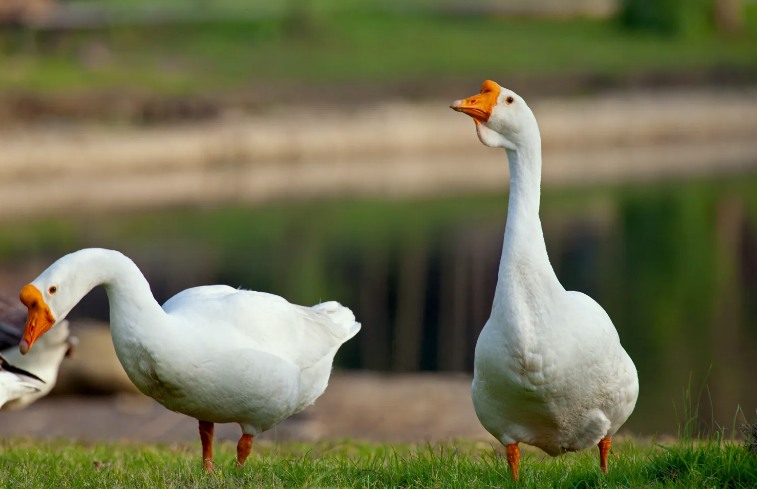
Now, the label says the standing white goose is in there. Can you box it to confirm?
[451,81,638,479]
[19,248,360,471]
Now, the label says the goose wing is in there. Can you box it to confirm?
[162,285,356,370]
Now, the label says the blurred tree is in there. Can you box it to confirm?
[713,0,744,34]
[284,0,318,38]
[618,0,711,36]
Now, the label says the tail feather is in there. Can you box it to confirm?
[312,301,361,341]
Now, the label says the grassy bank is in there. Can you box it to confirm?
[1,438,756,488]
[1,8,756,98]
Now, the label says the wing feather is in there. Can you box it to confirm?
[162,286,353,369]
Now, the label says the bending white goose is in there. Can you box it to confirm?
[451,81,638,479]
[0,296,74,410]
[0,353,45,408]
[19,248,360,471]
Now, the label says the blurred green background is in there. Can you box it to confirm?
[0,0,755,439]
[1,0,755,108]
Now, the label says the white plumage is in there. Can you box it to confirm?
[19,248,360,470]
[452,80,638,479]
[0,353,44,408]
[0,296,73,409]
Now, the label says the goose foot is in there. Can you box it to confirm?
[506,443,520,480]
[598,437,611,474]
[199,420,215,472]
[236,433,254,467]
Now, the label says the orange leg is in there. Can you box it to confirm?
[598,437,611,474]
[506,443,520,481]
[199,420,215,472]
[236,433,254,467]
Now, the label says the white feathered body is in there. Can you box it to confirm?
[109,284,359,435]
[470,126,638,456]
[0,371,40,408]
[26,249,360,436]
[1,320,71,410]
[473,287,638,455]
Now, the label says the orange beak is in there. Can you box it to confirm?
[19,284,56,354]
[450,80,500,123]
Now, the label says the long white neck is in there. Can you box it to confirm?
[101,253,166,336]
[40,248,175,391]
[491,134,563,320]
[64,249,166,339]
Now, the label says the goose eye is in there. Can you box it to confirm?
[48,286,58,295]
[505,96,515,105]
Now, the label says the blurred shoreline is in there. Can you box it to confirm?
[0,371,491,444]
[1,87,756,220]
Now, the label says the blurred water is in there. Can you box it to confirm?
[1,173,755,437]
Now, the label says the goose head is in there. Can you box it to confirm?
[450,80,538,151]
[19,254,88,354]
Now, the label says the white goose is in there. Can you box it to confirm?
[19,248,360,471]
[451,81,638,479]
[0,353,45,408]
[0,296,74,410]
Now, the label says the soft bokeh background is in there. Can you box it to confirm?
[0,0,755,443]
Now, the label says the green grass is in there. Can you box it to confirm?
[1,8,756,97]
[1,438,756,488]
